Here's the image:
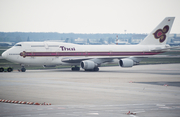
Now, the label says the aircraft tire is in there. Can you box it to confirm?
[71,67,80,71]
[84,67,99,72]
[84,69,92,71]
[94,67,99,71]
[21,68,26,72]
[76,67,80,71]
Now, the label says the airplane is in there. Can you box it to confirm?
[1,17,175,72]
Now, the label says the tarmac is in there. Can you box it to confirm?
[0,64,180,117]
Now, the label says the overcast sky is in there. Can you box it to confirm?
[0,0,180,33]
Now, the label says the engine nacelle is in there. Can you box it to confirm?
[119,59,134,67]
[81,60,96,70]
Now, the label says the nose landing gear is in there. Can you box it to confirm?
[19,65,26,72]
[21,66,26,72]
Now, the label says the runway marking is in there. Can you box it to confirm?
[156,104,165,106]
[159,106,171,109]
[88,111,99,113]
[87,113,99,115]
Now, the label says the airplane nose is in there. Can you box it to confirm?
[2,51,7,59]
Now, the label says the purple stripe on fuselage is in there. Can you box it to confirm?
[20,51,162,58]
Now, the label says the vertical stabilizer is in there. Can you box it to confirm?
[139,17,175,45]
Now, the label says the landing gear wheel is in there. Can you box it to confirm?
[71,66,80,71]
[84,69,89,71]
[84,67,99,72]
[94,67,99,71]
[21,67,26,72]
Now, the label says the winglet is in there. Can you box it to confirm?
[139,17,175,45]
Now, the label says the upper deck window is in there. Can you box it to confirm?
[14,43,22,46]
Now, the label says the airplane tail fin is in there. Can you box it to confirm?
[139,17,175,45]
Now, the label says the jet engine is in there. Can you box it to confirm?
[81,60,96,70]
[119,59,134,67]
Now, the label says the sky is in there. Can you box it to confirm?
[0,0,180,34]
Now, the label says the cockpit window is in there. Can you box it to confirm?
[14,44,22,46]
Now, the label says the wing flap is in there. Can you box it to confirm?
[61,56,127,64]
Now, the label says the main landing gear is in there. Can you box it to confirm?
[71,66,99,72]
[71,66,80,71]
[85,67,99,72]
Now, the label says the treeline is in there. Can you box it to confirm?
[0,32,147,42]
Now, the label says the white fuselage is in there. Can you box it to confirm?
[2,42,166,66]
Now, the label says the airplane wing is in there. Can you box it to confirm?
[61,57,91,63]
[61,56,141,65]
[61,52,180,66]
[61,57,116,64]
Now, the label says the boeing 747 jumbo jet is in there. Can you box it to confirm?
[2,17,175,72]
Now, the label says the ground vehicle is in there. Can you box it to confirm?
[0,67,13,72]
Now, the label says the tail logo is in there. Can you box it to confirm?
[153,25,169,43]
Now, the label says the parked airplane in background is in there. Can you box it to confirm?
[2,17,175,72]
